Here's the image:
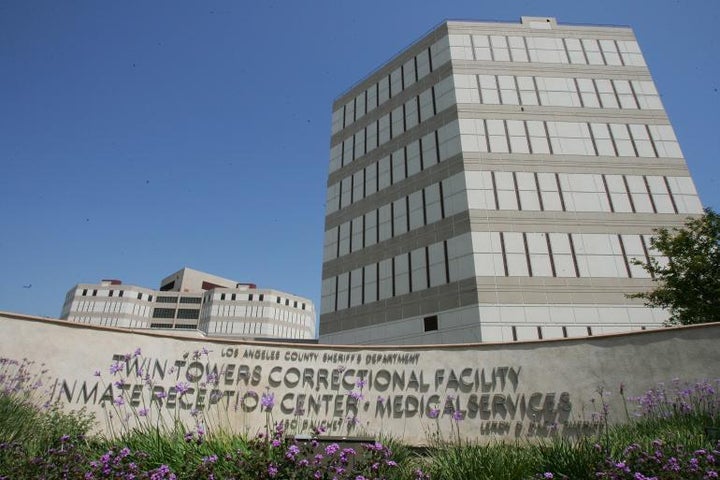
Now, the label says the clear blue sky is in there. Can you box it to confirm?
[1,1,719,321]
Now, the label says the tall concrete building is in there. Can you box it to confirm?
[61,267,316,340]
[320,17,703,345]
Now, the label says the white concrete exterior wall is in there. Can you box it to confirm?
[1,311,718,445]
[320,17,702,345]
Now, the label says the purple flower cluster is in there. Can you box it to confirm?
[630,378,720,421]
[174,382,191,396]
[63,442,177,480]
[207,419,407,480]
[109,362,124,376]
[261,391,275,411]
[593,439,720,480]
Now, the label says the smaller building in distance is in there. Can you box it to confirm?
[60,267,316,340]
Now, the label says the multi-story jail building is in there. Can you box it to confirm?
[61,267,316,340]
[320,17,703,345]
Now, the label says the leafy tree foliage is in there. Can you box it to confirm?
[630,208,720,325]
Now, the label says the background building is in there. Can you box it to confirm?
[320,17,703,345]
[61,267,316,340]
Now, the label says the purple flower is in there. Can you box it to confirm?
[356,377,366,388]
[109,362,124,375]
[428,407,440,419]
[286,445,300,459]
[60,434,70,443]
[133,348,142,357]
[261,392,275,411]
[150,464,174,480]
[452,410,464,421]
[271,439,281,448]
[349,390,363,400]
[114,379,126,388]
[93,370,101,377]
[325,443,340,455]
[275,421,285,436]
[544,473,554,479]
[138,407,149,417]
[202,454,218,464]
[113,396,125,406]
[175,382,191,395]
[156,391,168,400]
[268,464,278,477]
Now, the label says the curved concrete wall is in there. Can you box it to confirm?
[1,311,718,445]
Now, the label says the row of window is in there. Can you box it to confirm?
[459,118,681,158]
[327,119,682,218]
[80,288,153,302]
[203,320,311,339]
[324,179,452,261]
[322,239,449,313]
[155,295,202,304]
[204,305,311,327]
[212,292,307,310]
[455,73,661,110]
[330,76,455,173]
[464,171,700,215]
[151,308,200,320]
[68,299,127,315]
[324,171,699,263]
[321,231,661,314]
[76,289,308,312]
[447,33,645,68]
[327,123,459,215]
[67,316,129,328]
[332,38,452,134]
[332,33,646,135]
[149,322,197,330]
[65,309,310,338]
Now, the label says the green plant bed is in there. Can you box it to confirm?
[2,397,720,479]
